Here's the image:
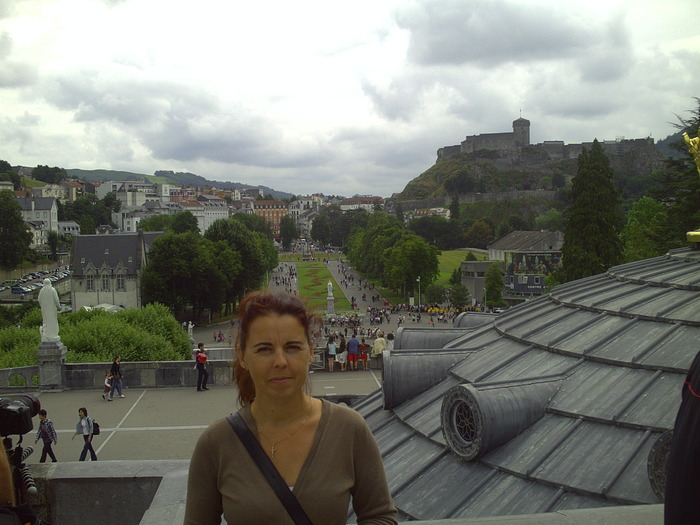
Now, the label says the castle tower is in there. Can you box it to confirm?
[513,117,530,147]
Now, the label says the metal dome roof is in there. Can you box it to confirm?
[357,247,700,521]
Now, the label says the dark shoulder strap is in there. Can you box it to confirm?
[226,413,313,525]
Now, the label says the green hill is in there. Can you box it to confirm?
[65,168,293,199]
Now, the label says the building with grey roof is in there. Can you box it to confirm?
[357,246,700,521]
[70,232,163,310]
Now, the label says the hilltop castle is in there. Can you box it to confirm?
[437,117,658,165]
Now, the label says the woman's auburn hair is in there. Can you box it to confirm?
[234,290,320,405]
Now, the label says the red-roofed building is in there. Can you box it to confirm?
[252,200,288,237]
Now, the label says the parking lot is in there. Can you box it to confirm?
[0,268,71,300]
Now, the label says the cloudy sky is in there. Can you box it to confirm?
[1,0,699,197]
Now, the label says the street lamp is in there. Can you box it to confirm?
[416,276,421,311]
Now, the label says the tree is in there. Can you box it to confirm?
[0,190,32,269]
[383,233,440,299]
[450,283,471,309]
[138,214,173,232]
[31,165,67,184]
[171,211,200,234]
[279,215,298,250]
[464,220,493,249]
[449,267,461,286]
[141,232,238,318]
[61,195,112,226]
[234,213,274,237]
[649,99,700,244]
[47,230,60,261]
[425,283,445,305]
[205,217,274,304]
[409,215,463,250]
[79,215,96,235]
[102,192,121,213]
[561,140,623,282]
[621,196,671,262]
[552,173,566,189]
[0,160,21,190]
[535,208,565,232]
[449,195,460,221]
[484,262,505,308]
[310,214,331,246]
[395,201,404,224]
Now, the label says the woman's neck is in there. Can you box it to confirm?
[250,394,312,428]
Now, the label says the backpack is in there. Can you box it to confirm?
[92,418,101,435]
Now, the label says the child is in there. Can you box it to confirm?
[103,371,113,401]
[34,409,58,463]
[360,338,369,370]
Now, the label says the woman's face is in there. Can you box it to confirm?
[238,314,312,402]
[79,409,86,418]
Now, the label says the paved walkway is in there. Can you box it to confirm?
[18,258,439,465]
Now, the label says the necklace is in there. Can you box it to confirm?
[256,402,312,458]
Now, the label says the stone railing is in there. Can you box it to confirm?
[0,360,234,393]
[0,366,40,390]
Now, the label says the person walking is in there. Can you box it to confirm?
[196,343,209,391]
[109,355,124,400]
[325,335,337,372]
[35,409,58,463]
[72,407,97,461]
[102,370,112,401]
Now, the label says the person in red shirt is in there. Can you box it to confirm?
[195,343,209,391]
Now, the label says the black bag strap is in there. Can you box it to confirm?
[226,413,313,525]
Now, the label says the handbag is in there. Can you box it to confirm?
[226,413,313,525]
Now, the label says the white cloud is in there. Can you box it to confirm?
[0,0,699,197]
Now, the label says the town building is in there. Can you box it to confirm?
[16,196,59,232]
[338,196,383,213]
[70,231,163,310]
[251,200,288,236]
[487,230,564,297]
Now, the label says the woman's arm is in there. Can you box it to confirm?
[352,419,397,525]
[184,427,224,525]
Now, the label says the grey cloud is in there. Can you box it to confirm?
[44,73,216,125]
[0,61,37,88]
[394,0,631,71]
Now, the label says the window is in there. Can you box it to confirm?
[102,275,110,292]
[86,275,94,291]
[116,274,125,291]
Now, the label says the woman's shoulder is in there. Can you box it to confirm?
[322,399,368,429]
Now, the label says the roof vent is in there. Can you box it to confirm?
[441,380,561,460]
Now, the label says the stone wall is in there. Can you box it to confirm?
[0,359,234,393]
[399,190,558,213]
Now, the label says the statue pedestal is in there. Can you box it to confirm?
[36,340,67,389]
[327,296,335,315]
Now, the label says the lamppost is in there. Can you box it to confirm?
[416,276,421,311]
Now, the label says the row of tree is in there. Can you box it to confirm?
[140,214,278,319]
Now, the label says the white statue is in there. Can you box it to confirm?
[38,278,61,342]
[188,321,194,339]
[327,280,333,297]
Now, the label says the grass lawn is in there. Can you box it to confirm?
[435,249,486,287]
[296,261,352,313]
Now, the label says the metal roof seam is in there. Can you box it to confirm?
[611,370,662,422]
[601,429,653,497]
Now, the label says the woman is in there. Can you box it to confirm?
[109,355,124,400]
[336,333,348,372]
[326,334,337,372]
[185,291,396,525]
[71,407,97,461]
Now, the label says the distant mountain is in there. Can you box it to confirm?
[65,168,294,200]
[655,132,686,160]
